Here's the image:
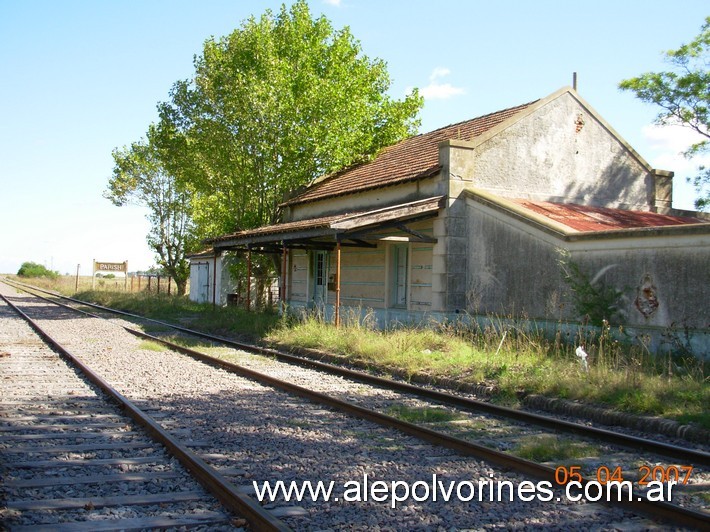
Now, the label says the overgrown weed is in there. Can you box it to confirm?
[269,312,708,428]
[14,277,708,429]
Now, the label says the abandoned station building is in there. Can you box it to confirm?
[190,87,710,356]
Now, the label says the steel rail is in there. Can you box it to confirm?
[5,278,708,468]
[3,285,707,529]
[84,311,710,529]
[0,292,291,532]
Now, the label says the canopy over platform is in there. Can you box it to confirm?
[205,196,445,252]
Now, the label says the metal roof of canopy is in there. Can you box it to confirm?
[206,196,445,253]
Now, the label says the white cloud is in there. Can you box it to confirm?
[420,83,466,100]
[429,67,451,80]
[414,67,466,101]
[642,123,710,210]
[642,123,709,172]
[643,123,707,155]
[323,0,342,6]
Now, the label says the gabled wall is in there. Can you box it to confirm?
[445,89,657,210]
[432,88,667,315]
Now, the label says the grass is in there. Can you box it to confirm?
[70,289,281,340]
[511,434,600,462]
[267,313,708,429]
[386,405,466,424]
[138,340,166,352]
[9,276,708,431]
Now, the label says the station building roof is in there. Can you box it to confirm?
[206,196,445,252]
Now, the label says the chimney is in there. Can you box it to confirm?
[652,169,673,213]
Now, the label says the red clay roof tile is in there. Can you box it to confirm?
[283,100,537,206]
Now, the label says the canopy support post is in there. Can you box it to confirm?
[281,243,288,315]
[335,239,341,328]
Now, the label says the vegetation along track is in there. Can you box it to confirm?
[2,279,709,529]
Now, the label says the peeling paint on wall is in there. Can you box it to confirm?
[575,113,585,133]
[635,274,659,318]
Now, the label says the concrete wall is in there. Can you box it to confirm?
[465,198,565,318]
[465,197,710,356]
[433,89,671,316]
[446,90,656,210]
[286,176,445,222]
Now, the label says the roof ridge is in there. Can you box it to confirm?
[282,96,542,207]
[417,98,540,139]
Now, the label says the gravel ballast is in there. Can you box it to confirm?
[1,284,694,530]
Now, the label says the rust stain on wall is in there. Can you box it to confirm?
[635,274,659,318]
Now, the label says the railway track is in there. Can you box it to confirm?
[6,279,708,457]
[0,291,289,531]
[1,279,709,529]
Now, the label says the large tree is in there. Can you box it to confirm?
[619,17,710,210]
[157,0,423,237]
[106,125,197,295]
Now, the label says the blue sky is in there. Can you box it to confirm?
[1,0,708,275]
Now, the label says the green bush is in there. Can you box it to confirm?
[17,261,59,279]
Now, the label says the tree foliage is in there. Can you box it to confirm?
[558,251,623,327]
[17,261,58,280]
[619,17,710,210]
[106,126,197,295]
[156,0,423,237]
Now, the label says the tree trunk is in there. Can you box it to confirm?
[175,278,188,296]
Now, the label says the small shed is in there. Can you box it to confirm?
[187,249,224,305]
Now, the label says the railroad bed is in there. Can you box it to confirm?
[0,295,236,530]
[1,282,707,530]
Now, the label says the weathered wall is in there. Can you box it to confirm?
[466,197,710,355]
[287,176,445,222]
[286,221,434,312]
[437,89,664,316]
[465,198,566,318]
[566,241,710,331]
[447,91,656,210]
